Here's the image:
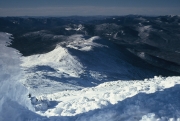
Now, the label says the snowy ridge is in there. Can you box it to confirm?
[21,45,83,77]
[21,34,155,95]
[21,45,84,95]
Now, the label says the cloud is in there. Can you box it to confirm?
[0,6,180,16]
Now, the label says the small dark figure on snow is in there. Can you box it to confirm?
[28,93,31,98]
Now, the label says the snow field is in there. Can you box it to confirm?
[33,76,180,119]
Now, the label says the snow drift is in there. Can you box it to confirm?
[0,33,33,121]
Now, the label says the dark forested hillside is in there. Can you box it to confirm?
[1,15,180,75]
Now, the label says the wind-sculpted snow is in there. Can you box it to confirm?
[23,76,180,121]
[0,32,33,121]
[37,76,180,117]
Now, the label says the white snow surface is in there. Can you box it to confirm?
[20,34,155,95]
[21,43,84,95]
[65,24,84,31]
[1,33,180,121]
[0,32,34,121]
[37,76,180,117]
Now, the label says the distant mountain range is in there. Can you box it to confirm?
[0,15,180,75]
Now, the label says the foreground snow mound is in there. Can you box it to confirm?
[7,76,178,121]
[0,32,33,121]
[33,76,180,121]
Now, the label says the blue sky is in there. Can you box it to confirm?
[0,0,180,16]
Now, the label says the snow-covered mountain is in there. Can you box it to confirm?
[0,15,180,121]
[1,15,179,74]
[0,32,180,121]
[20,34,155,95]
